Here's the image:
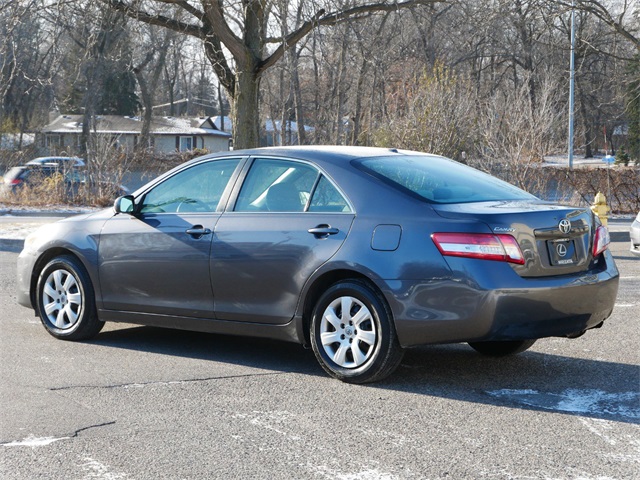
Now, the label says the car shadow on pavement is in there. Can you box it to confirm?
[92,325,322,377]
[91,325,639,425]
[387,344,639,425]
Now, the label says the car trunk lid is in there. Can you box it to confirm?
[432,200,600,277]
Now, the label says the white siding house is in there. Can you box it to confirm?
[36,115,232,155]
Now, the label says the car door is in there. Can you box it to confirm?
[98,158,241,318]
[211,157,355,324]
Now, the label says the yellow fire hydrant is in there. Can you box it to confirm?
[590,192,610,226]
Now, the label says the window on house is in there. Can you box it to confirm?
[46,135,62,147]
[179,136,193,151]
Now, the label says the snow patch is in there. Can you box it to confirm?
[232,410,300,440]
[81,457,127,479]
[310,464,398,480]
[578,418,617,445]
[486,389,640,419]
[2,435,70,447]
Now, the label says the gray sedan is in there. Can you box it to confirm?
[16,147,619,383]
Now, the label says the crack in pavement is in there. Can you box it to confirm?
[1,421,116,447]
[49,371,287,391]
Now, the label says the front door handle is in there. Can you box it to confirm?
[308,224,339,238]
[185,225,212,239]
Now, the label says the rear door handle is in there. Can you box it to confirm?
[185,225,212,238]
[308,224,339,238]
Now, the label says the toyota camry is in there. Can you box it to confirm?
[17,147,619,383]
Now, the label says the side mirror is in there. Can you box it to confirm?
[114,195,135,214]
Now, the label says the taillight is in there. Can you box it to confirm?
[432,232,525,265]
[9,179,22,185]
[592,225,610,257]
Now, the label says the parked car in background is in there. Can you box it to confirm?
[25,156,85,167]
[16,147,619,383]
[1,162,128,199]
[631,211,640,256]
[2,164,64,194]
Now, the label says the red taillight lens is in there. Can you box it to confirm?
[432,232,525,265]
[9,179,22,185]
[592,225,610,257]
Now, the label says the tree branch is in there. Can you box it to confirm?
[557,0,639,50]
[101,0,205,39]
[201,0,246,62]
[258,0,441,74]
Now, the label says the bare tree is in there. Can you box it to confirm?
[102,0,441,149]
[559,0,640,51]
[373,64,477,159]
[476,73,565,188]
[1,0,62,143]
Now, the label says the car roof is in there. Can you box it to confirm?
[207,146,439,166]
[26,156,85,166]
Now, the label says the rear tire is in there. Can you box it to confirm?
[468,339,536,357]
[36,255,104,340]
[310,280,404,383]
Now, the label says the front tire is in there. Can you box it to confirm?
[310,280,404,383]
[468,339,536,357]
[36,255,104,340]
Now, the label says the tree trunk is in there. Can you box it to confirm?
[233,68,261,150]
[134,69,152,151]
[289,47,306,145]
[333,32,349,145]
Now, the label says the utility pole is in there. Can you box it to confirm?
[568,1,576,170]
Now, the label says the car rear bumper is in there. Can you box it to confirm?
[382,250,620,347]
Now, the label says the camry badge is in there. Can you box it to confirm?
[559,219,571,234]
[556,243,568,257]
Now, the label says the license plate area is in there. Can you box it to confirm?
[548,239,576,266]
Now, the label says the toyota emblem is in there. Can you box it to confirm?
[556,243,568,257]
[558,219,571,234]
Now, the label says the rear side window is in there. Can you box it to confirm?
[235,159,318,212]
[309,176,351,212]
[356,155,536,204]
[234,158,353,213]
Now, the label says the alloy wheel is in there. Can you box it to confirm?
[319,296,377,368]
[42,269,83,330]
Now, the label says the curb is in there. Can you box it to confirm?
[0,238,23,253]
[0,210,84,218]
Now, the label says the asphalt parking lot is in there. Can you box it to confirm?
[0,217,638,479]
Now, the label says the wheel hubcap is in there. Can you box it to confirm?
[43,269,82,330]
[320,296,377,368]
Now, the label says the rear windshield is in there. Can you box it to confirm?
[355,155,536,204]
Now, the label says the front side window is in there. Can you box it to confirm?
[140,159,240,213]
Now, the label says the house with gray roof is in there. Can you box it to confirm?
[36,114,232,155]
